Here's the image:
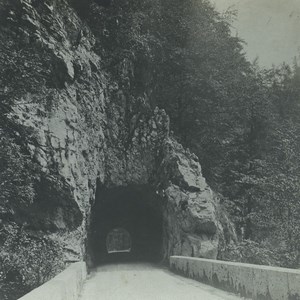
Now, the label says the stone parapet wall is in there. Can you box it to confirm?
[18,262,87,300]
[170,256,300,300]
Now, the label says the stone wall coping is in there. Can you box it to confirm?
[171,256,300,274]
[170,256,300,299]
[18,261,87,300]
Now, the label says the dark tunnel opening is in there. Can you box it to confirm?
[88,184,163,266]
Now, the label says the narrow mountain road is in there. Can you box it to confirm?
[79,263,243,300]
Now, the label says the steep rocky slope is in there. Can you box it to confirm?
[0,0,233,295]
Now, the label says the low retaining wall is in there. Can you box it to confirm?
[170,256,300,300]
[19,262,87,300]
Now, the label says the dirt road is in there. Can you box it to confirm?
[79,263,242,300]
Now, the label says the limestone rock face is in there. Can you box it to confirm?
[158,140,221,259]
[0,0,230,285]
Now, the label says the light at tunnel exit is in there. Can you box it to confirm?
[106,228,132,254]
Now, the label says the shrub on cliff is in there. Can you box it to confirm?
[0,133,36,216]
[0,131,64,294]
[0,223,64,289]
[219,240,280,266]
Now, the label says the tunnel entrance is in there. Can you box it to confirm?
[89,184,163,265]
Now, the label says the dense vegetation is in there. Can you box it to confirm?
[81,0,300,267]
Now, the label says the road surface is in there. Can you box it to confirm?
[79,263,243,300]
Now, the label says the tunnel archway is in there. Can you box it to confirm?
[89,184,163,265]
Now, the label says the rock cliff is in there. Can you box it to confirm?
[0,0,232,292]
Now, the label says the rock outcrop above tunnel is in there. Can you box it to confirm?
[0,0,232,291]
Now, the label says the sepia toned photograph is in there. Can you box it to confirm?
[0,0,299,299]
